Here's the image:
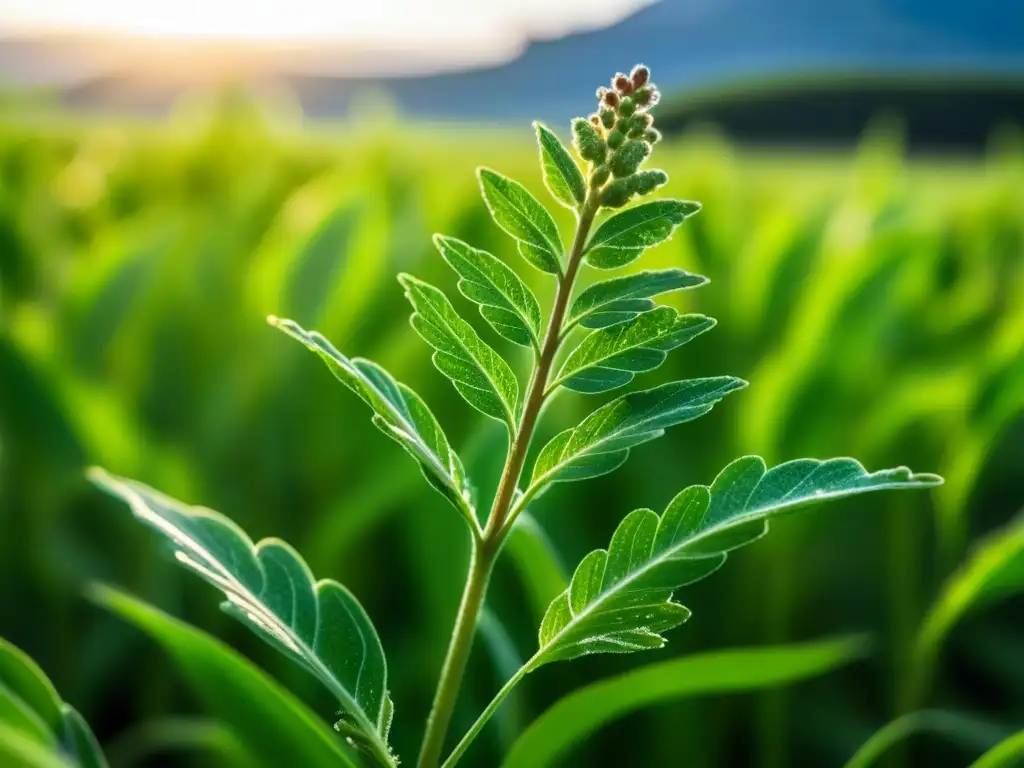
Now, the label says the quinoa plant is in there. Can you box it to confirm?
[0,66,942,768]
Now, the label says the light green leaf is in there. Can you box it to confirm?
[585,200,701,270]
[478,168,564,275]
[911,513,1024,702]
[503,637,867,768]
[971,730,1024,768]
[87,471,396,767]
[0,722,71,768]
[567,269,708,330]
[433,235,542,349]
[90,586,368,768]
[399,274,520,430]
[0,637,107,768]
[553,307,715,394]
[269,316,474,525]
[536,457,941,665]
[528,378,746,502]
[533,122,585,210]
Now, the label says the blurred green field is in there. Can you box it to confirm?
[0,97,1022,767]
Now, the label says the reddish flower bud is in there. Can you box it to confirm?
[590,114,602,128]
[631,65,650,88]
[602,90,620,108]
[614,74,633,94]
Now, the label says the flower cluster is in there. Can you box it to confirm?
[572,65,667,207]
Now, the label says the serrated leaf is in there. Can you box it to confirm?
[399,274,520,430]
[536,456,941,665]
[0,637,108,768]
[88,471,396,767]
[91,586,366,768]
[553,307,715,394]
[478,168,564,275]
[567,269,709,330]
[585,200,701,269]
[504,638,866,768]
[529,378,745,500]
[269,317,473,523]
[534,123,586,210]
[433,235,542,349]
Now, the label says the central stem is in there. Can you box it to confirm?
[415,194,600,768]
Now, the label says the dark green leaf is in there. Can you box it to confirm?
[534,123,586,210]
[585,200,701,270]
[553,307,715,394]
[843,711,1006,768]
[90,586,367,768]
[269,316,474,524]
[478,168,564,274]
[59,708,106,768]
[529,378,745,500]
[0,639,62,735]
[504,638,867,768]
[567,269,708,330]
[88,471,395,766]
[399,274,520,430]
[971,730,1024,768]
[536,457,941,665]
[434,235,542,349]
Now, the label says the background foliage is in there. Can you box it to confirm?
[0,96,1022,766]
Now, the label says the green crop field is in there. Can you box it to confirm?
[1,98,1022,766]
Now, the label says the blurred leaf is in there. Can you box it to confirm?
[503,637,866,768]
[585,200,700,269]
[477,168,563,274]
[912,513,1024,702]
[553,308,715,394]
[567,268,707,330]
[537,457,941,665]
[533,123,585,210]
[285,204,361,326]
[88,471,396,766]
[106,717,252,768]
[90,586,365,768]
[434,235,542,349]
[970,731,1024,768]
[527,378,746,502]
[270,316,474,525]
[399,274,520,430]
[843,711,1005,768]
[505,513,568,621]
[0,637,107,768]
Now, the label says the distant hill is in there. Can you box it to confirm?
[5,0,1024,145]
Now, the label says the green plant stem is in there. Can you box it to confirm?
[440,654,541,768]
[416,193,600,768]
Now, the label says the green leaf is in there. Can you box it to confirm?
[529,378,746,501]
[399,274,520,430]
[90,586,368,768]
[0,722,71,768]
[553,307,715,394]
[503,638,867,768]
[536,457,941,665]
[567,269,708,330]
[971,731,1024,768]
[478,168,564,275]
[911,513,1024,702]
[433,235,542,349]
[59,707,106,768]
[87,470,396,766]
[585,200,701,270]
[842,711,1005,768]
[269,316,474,524]
[0,637,108,768]
[533,123,586,210]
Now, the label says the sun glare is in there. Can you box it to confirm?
[2,0,653,43]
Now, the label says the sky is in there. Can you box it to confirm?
[1,0,654,69]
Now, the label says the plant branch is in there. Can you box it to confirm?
[440,654,542,768]
[416,193,600,768]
